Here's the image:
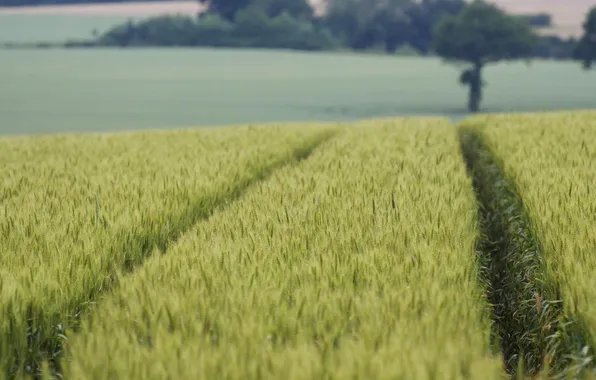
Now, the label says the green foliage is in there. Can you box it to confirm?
[322,0,383,50]
[197,0,312,22]
[251,0,314,21]
[433,1,536,65]
[193,13,237,46]
[97,12,339,50]
[233,8,338,50]
[574,7,596,69]
[98,19,136,47]
[0,0,554,59]
[432,1,537,112]
[533,35,578,60]
[515,13,552,29]
[322,0,464,53]
[406,0,466,54]
[198,0,250,22]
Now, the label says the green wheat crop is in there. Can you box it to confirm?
[461,111,596,377]
[62,119,505,380]
[0,124,335,377]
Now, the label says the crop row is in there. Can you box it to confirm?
[461,111,596,378]
[58,119,505,379]
[0,124,336,376]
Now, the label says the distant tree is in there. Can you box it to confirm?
[324,0,411,51]
[515,13,552,29]
[374,0,412,53]
[252,0,314,20]
[95,8,338,50]
[233,8,339,50]
[574,7,596,70]
[198,0,250,22]
[323,0,379,50]
[432,1,537,112]
[406,0,466,55]
[198,0,313,22]
[99,19,137,46]
[534,35,577,60]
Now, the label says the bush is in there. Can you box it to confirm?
[96,10,340,51]
[99,20,137,47]
[99,16,200,47]
[533,35,578,60]
[195,13,237,46]
[232,8,339,50]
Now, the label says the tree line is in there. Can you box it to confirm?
[79,0,584,59]
[11,0,593,113]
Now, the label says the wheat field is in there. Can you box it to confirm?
[1,113,596,378]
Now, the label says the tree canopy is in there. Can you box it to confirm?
[323,0,389,50]
[198,0,312,22]
[406,0,466,54]
[4,0,573,60]
[433,1,536,65]
[432,0,537,112]
[323,0,465,53]
[574,6,596,69]
[251,0,314,20]
[198,0,249,21]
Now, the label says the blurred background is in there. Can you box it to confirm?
[1,0,595,135]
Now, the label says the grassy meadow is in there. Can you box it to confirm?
[2,48,596,136]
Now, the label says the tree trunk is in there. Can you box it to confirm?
[467,63,482,112]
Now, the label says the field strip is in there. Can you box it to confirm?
[0,124,337,378]
[459,113,596,378]
[61,119,504,380]
[0,1,203,15]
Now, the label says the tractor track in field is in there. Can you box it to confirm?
[6,129,339,380]
[459,129,595,379]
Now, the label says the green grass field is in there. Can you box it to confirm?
[2,48,596,136]
[0,14,134,43]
